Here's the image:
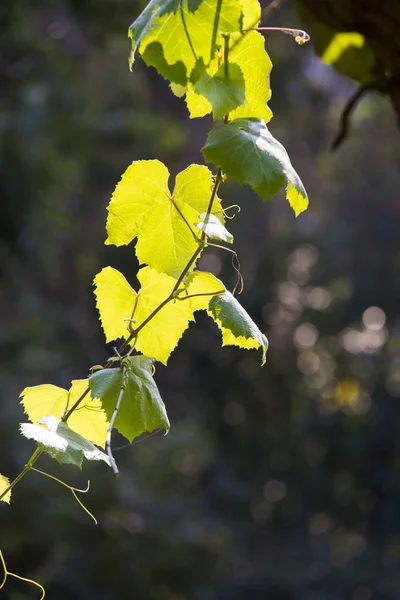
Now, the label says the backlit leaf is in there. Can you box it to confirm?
[186,31,272,122]
[106,161,224,277]
[208,291,269,363]
[89,356,169,443]
[94,266,224,363]
[106,159,169,247]
[185,271,226,312]
[129,0,243,84]
[20,380,108,447]
[0,474,11,504]
[228,31,272,122]
[202,117,308,216]
[20,416,111,469]
[94,266,137,343]
[134,267,194,363]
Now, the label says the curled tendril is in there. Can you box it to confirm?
[0,550,45,599]
[207,242,244,295]
[30,467,97,525]
[255,27,310,45]
[222,204,241,220]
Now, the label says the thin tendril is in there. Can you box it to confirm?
[0,550,45,599]
[30,467,97,524]
[222,204,241,219]
[207,242,244,295]
[254,26,310,44]
[0,551,7,589]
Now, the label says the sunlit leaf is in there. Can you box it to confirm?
[89,356,169,443]
[94,267,137,343]
[20,416,111,469]
[134,267,194,363]
[186,31,272,122]
[184,270,226,311]
[228,31,272,122]
[202,117,308,215]
[20,381,108,447]
[94,265,225,363]
[208,291,268,363]
[129,0,243,84]
[105,160,169,247]
[106,161,224,277]
[0,474,11,504]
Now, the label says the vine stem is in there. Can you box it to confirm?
[0,447,42,501]
[0,165,224,502]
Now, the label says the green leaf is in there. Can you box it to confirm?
[129,0,243,84]
[20,416,111,469]
[20,380,109,447]
[208,291,269,363]
[194,63,245,120]
[202,117,308,216]
[89,357,170,443]
[106,161,224,277]
[195,213,233,243]
[0,474,11,504]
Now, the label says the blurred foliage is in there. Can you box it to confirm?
[1,1,400,599]
[295,0,400,128]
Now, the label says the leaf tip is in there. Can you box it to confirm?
[286,182,309,217]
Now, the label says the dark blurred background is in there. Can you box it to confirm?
[1,1,400,599]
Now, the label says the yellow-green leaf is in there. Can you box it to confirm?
[106,159,169,247]
[129,0,243,84]
[20,380,108,447]
[186,31,272,122]
[0,474,11,504]
[134,267,194,364]
[94,266,137,342]
[228,31,272,122]
[106,161,223,277]
[185,271,226,312]
[93,266,225,364]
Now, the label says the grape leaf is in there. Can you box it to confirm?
[195,213,233,243]
[20,416,111,470]
[202,117,308,216]
[93,266,224,363]
[207,291,269,363]
[238,0,260,29]
[228,31,272,122]
[89,356,169,443]
[94,267,137,343]
[20,380,108,447]
[186,31,272,122]
[129,0,243,84]
[106,161,224,278]
[0,474,11,504]
[106,160,169,247]
[194,62,245,120]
